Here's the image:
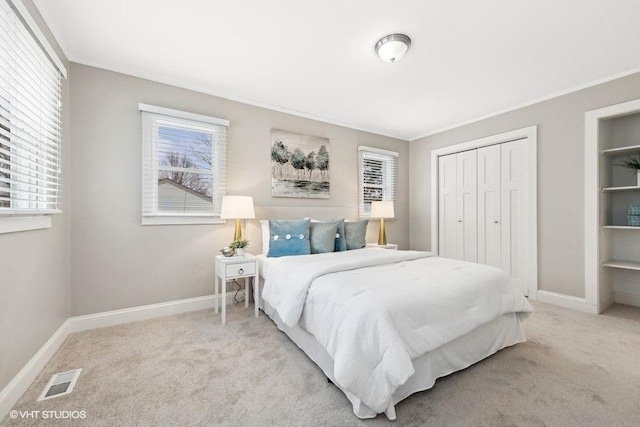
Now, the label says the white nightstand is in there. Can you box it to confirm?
[366,243,398,250]
[215,254,260,325]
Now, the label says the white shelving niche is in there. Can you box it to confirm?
[586,99,640,312]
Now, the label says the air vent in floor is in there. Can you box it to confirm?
[38,369,82,401]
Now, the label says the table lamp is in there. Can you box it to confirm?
[370,201,394,246]
[220,196,255,241]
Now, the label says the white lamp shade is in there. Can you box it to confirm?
[370,201,394,218]
[220,196,255,219]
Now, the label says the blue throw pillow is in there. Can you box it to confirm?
[344,219,369,250]
[332,219,347,252]
[311,219,346,251]
[310,221,339,254]
[267,219,311,257]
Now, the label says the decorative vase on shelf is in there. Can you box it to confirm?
[235,247,245,257]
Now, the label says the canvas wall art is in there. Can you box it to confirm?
[271,129,330,199]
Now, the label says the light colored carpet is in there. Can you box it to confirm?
[2,301,640,426]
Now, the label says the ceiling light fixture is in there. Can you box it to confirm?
[375,34,411,63]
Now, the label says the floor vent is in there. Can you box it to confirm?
[38,369,82,401]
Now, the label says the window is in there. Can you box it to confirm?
[0,0,66,231]
[140,104,228,225]
[358,146,397,218]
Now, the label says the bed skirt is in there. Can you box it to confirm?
[259,291,526,420]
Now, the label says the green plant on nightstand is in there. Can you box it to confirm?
[230,238,249,256]
[618,154,640,186]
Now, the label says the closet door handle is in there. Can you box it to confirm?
[458,220,462,223]
[494,220,499,224]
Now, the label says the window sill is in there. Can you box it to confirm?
[0,216,52,234]
[141,216,225,226]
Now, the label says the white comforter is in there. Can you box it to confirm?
[262,248,533,413]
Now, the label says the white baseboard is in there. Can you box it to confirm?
[0,318,70,422]
[614,291,640,308]
[0,292,240,422]
[534,290,598,314]
[67,294,217,333]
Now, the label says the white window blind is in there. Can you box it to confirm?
[140,104,228,225]
[0,0,64,215]
[358,146,398,218]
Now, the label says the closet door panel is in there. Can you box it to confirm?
[456,150,477,262]
[501,139,528,295]
[478,145,501,268]
[438,154,457,258]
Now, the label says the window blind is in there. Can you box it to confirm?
[141,105,228,220]
[0,0,64,214]
[358,146,398,218]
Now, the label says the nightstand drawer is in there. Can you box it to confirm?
[225,262,256,278]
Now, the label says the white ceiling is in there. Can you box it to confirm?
[35,0,640,141]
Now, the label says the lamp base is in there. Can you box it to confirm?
[234,218,242,241]
[378,218,387,246]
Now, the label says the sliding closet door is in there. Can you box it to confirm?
[501,139,528,295]
[477,145,501,268]
[456,150,477,262]
[438,154,458,258]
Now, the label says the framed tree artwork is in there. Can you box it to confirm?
[271,129,330,199]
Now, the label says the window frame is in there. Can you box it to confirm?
[139,104,228,226]
[0,0,67,234]
[358,146,398,219]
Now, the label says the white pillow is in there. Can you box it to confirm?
[260,219,270,255]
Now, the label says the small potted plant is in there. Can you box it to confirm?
[619,154,640,187]
[230,238,249,257]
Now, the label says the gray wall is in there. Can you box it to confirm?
[69,64,409,316]
[409,72,640,298]
[0,1,70,392]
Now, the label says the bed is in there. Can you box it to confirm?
[257,247,533,420]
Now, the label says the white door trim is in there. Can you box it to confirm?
[430,125,538,295]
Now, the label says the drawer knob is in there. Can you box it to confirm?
[238,268,244,274]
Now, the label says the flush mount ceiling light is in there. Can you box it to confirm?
[375,34,411,63]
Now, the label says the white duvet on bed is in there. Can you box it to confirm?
[261,248,533,413]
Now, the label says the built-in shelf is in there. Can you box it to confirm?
[587,99,640,313]
[601,144,640,157]
[601,185,640,192]
[602,260,640,271]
